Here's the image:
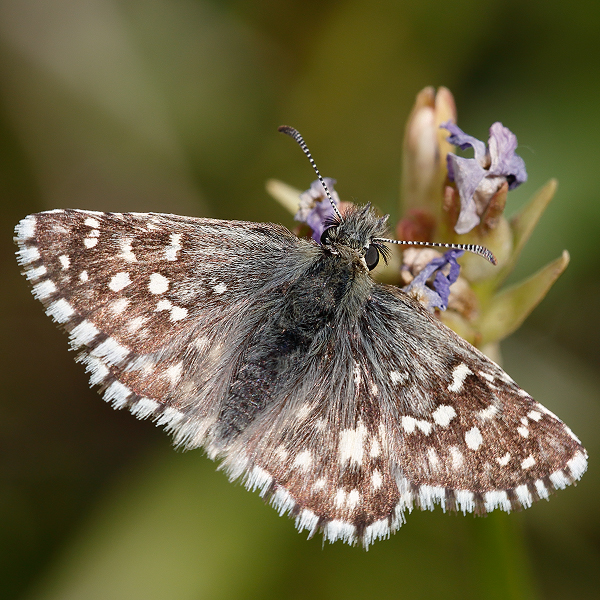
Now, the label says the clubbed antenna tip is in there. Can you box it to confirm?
[373,238,497,265]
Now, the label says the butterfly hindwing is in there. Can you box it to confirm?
[221,283,586,546]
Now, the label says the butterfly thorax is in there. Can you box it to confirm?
[214,245,372,444]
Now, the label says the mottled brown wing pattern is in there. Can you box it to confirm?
[15,209,308,448]
[15,209,587,548]
[220,286,586,547]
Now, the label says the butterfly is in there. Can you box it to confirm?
[14,126,587,547]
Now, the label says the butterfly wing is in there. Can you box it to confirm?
[225,282,587,547]
[15,210,587,548]
[15,209,316,447]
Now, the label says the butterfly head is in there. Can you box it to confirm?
[319,203,390,271]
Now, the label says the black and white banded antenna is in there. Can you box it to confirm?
[278,125,496,265]
[278,125,343,222]
[373,237,496,265]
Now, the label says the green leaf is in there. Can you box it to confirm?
[477,250,569,346]
[495,179,558,286]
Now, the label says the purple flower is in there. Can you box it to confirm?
[295,178,340,242]
[403,249,464,311]
[441,121,527,234]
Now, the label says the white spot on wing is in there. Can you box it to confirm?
[448,363,473,392]
[324,520,356,544]
[84,217,101,228]
[465,427,483,450]
[478,405,498,420]
[427,447,440,469]
[213,282,227,294]
[271,488,295,516]
[449,446,464,469]
[455,490,475,514]
[130,398,159,420]
[567,451,587,480]
[84,237,98,248]
[549,470,569,490]
[339,422,367,465]
[370,438,381,458]
[497,452,511,466]
[110,298,130,314]
[25,265,47,281]
[364,519,390,547]
[372,469,383,490]
[390,370,409,384]
[517,426,529,438]
[334,488,347,508]
[83,356,109,386]
[292,450,312,471]
[16,215,36,240]
[164,233,182,261]
[33,280,57,300]
[402,416,416,433]
[170,306,188,321]
[295,509,319,536]
[59,255,70,270]
[109,272,132,292]
[416,420,432,435]
[156,299,173,312]
[119,239,137,262]
[535,479,549,500]
[165,362,183,385]
[527,410,542,422]
[155,407,185,429]
[245,466,272,495]
[91,337,130,365]
[295,403,312,421]
[149,273,169,295]
[432,405,456,427]
[71,320,99,347]
[484,490,511,512]
[79,270,89,282]
[18,246,40,264]
[46,298,75,323]
[346,489,360,510]
[104,380,131,409]
[274,445,288,462]
[419,485,446,511]
[312,478,326,492]
[128,316,148,332]
[521,455,535,469]
[515,484,532,508]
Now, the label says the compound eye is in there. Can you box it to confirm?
[365,244,379,270]
[320,226,335,245]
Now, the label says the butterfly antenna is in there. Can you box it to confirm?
[278,125,343,221]
[373,237,497,265]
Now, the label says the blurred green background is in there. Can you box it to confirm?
[1,1,598,599]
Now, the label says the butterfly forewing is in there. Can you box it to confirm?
[15,207,587,548]
[15,210,309,447]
